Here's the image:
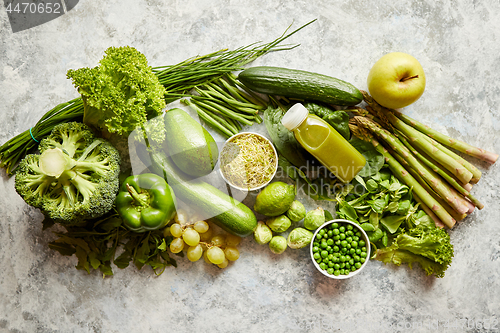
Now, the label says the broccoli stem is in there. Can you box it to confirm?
[39,148,75,178]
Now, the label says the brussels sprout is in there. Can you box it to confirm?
[254,221,273,245]
[269,235,287,254]
[286,200,307,222]
[266,215,291,233]
[303,207,325,231]
[287,227,314,249]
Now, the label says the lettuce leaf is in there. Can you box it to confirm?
[373,225,454,278]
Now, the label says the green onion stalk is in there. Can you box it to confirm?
[0,20,316,175]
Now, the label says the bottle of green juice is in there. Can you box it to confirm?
[281,103,366,183]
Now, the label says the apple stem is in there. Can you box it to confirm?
[400,74,419,82]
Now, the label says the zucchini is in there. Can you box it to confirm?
[238,66,362,106]
[147,149,257,237]
[163,108,218,178]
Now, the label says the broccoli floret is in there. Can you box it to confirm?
[66,46,166,137]
[15,122,121,225]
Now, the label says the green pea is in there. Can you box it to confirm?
[341,240,348,247]
[353,236,360,242]
[313,252,320,260]
[349,259,354,266]
[319,263,327,270]
[351,265,357,272]
[356,249,361,255]
[359,240,366,247]
[340,269,345,275]
[346,237,353,243]
[333,246,340,252]
[345,262,351,269]
[333,229,340,235]
[361,246,367,252]
[327,230,333,237]
[360,258,366,263]
[327,239,334,246]
[316,234,323,240]
[327,268,334,275]
[334,270,340,276]
[312,246,319,252]
[355,262,361,269]
[321,242,328,249]
[332,223,339,229]
[339,226,346,233]
[340,233,346,240]
[346,230,353,236]
[341,248,348,253]
[351,241,358,248]
[315,257,321,263]
[340,255,346,262]
[361,252,367,258]
[346,244,352,250]
[326,245,332,251]
[354,255,361,262]
[328,254,334,260]
[319,229,325,236]
[328,261,335,268]
[335,240,341,246]
[340,263,345,268]
[334,264,340,270]
[349,248,355,255]
[347,225,353,231]
[333,235,340,241]
[321,250,329,258]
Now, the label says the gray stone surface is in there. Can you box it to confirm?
[1,0,500,332]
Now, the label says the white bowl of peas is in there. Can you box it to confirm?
[310,219,371,279]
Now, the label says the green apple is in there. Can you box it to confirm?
[367,52,426,109]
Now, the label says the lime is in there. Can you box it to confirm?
[254,181,295,216]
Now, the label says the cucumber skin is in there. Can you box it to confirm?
[150,151,257,237]
[238,66,363,106]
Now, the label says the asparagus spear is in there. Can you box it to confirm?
[393,108,498,164]
[355,116,470,215]
[362,92,474,185]
[391,147,469,221]
[396,130,484,209]
[349,122,456,228]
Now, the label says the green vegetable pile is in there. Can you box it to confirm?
[0,22,315,276]
[1,18,495,280]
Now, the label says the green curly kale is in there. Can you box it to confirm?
[14,122,121,225]
[67,46,166,136]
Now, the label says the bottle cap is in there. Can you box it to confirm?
[281,103,309,131]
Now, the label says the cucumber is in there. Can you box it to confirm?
[238,66,362,106]
[148,149,257,237]
[163,108,218,177]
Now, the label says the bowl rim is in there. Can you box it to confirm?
[219,131,278,191]
[310,219,371,280]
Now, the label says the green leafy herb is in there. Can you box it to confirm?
[47,210,176,277]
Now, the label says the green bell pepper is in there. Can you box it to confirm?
[116,173,176,233]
